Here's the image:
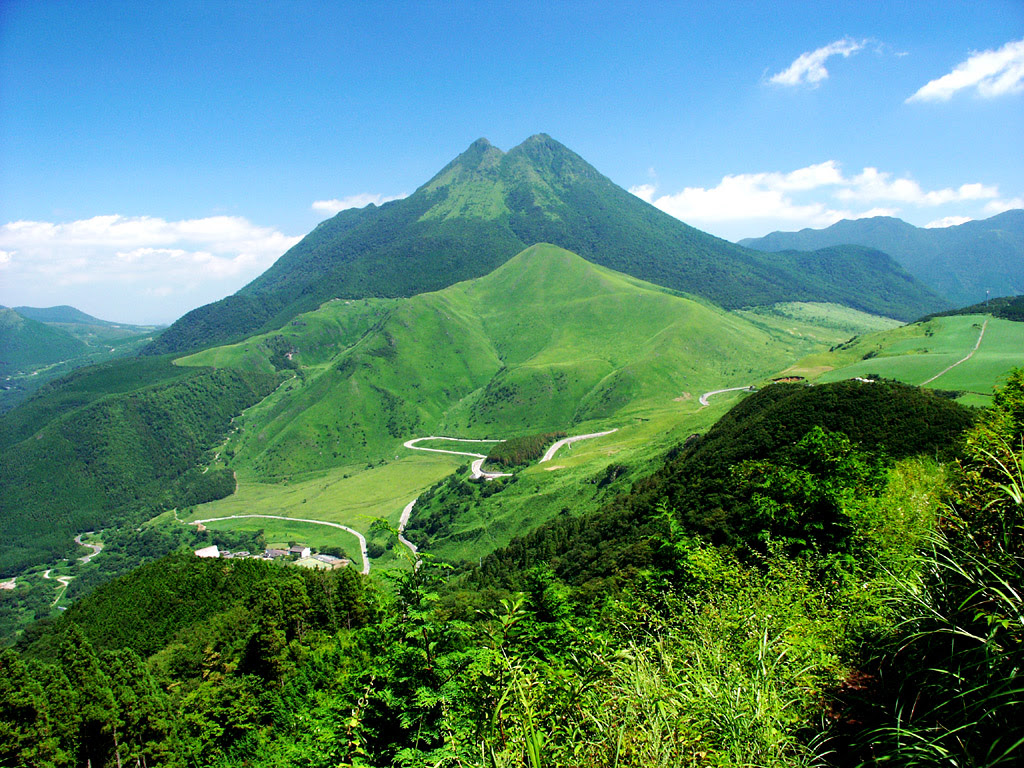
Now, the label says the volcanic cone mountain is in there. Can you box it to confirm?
[147,135,943,355]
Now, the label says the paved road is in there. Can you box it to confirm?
[922,318,989,386]
[699,386,755,406]
[397,498,421,568]
[539,429,619,462]
[403,436,512,479]
[75,533,103,564]
[192,514,370,575]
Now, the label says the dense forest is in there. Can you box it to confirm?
[2,372,1020,767]
[0,363,281,573]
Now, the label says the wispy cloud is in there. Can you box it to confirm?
[907,38,1024,102]
[0,215,300,323]
[769,38,866,87]
[925,216,973,228]
[312,193,407,215]
[631,162,1010,240]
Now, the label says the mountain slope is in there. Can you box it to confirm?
[740,210,1024,307]
[179,244,830,481]
[148,135,945,355]
[0,307,88,375]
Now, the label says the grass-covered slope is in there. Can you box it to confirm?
[148,135,945,355]
[780,314,1024,407]
[184,244,817,482]
[0,366,280,574]
[0,307,88,375]
[741,209,1024,307]
[474,379,974,589]
[0,306,161,414]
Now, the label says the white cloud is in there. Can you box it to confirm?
[835,168,999,205]
[0,214,301,324]
[632,162,1012,240]
[769,38,866,87]
[984,197,1024,215]
[312,192,407,215]
[907,38,1024,102]
[925,216,973,228]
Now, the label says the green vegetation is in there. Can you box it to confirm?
[801,315,1024,404]
[3,370,1019,767]
[148,135,945,355]
[0,366,280,574]
[0,306,161,414]
[485,431,566,468]
[741,208,1024,307]
[189,244,825,483]
[925,293,1024,323]
[0,308,88,375]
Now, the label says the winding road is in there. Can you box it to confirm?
[539,429,619,462]
[699,386,756,406]
[397,498,421,569]
[397,429,622,562]
[402,436,513,479]
[75,533,103,564]
[191,514,370,575]
[42,568,74,606]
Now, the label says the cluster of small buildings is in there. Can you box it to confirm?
[193,543,349,571]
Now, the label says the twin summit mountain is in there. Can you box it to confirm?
[0,134,982,572]
[3,134,1023,768]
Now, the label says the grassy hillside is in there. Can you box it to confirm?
[148,135,945,355]
[0,306,161,414]
[0,307,88,375]
[778,314,1024,406]
[179,245,823,481]
[172,246,900,564]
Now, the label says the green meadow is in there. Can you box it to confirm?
[813,315,1024,402]
[169,250,920,566]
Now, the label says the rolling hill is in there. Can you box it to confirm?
[740,210,1024,308]
[178,243,831,480]
[0,307,88,375]
[147,135,945,355]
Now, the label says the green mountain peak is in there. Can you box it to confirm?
[146,135,946,356]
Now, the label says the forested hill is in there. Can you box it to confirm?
[740,209,1024,308]
[7,373,1018,767]
[923,293,1024,323]
[146,135,946,355]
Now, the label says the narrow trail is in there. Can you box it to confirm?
[42,568,74,606]
[922,318,989,386]
[191,514,370,575]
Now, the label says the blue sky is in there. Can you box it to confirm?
[1,0,1022,323]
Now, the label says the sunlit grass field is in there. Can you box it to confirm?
[815,315,1024,401]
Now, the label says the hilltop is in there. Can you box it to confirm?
[147,135,945,355]
[178,243,831,479]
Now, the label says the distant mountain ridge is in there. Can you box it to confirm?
[740,210,1024,307]
[146,135,945,355]
[13,305,116,326]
